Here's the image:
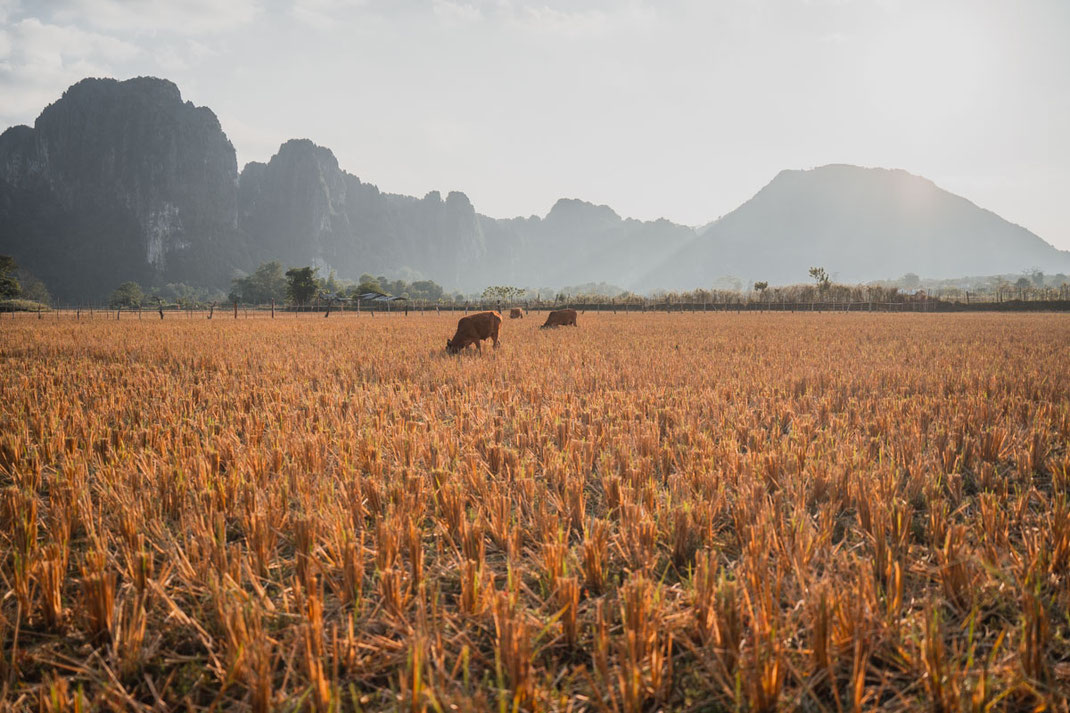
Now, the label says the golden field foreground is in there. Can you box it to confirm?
[1,312,1069,712]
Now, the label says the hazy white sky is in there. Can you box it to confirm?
[2,0,1069,250]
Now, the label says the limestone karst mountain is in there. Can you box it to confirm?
[0,77,243,300]
[2,77,1068,300]
[238,139,491,290]
[0,77,690,298]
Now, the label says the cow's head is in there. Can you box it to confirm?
[445,338,459,354]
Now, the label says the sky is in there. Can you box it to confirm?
[1,0,1069,250]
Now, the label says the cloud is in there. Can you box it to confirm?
[0,17,141,124]
[517,5,609,37]
[290,0,368,29]
[0,0,19,24]
[432,0,484,26]
[152,38,219,72]
[818,31,850,44]
[0,1,255,127]
[51,0,261,35]
[14,17,140,62]
[283,0,654,35]
[510,1,655,39]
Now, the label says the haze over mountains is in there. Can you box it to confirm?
[641,165,1070,289]
[1,77,1068,301]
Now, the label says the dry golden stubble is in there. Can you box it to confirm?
[0,312,1067,710]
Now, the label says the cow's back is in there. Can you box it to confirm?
[542,308,578,327]
[458,310,502,339]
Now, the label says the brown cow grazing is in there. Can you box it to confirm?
[509,308,524,319]
[541,308,578,328]
[446,311,502,354]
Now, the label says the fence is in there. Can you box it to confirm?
[4,297,1070,321]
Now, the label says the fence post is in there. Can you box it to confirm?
[271,299,275,319]
[234,301,238,319]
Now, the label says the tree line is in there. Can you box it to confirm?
[0,255,52,310]
[105,262,449,309]
[227,262,447,305]
[7,252,1067,311]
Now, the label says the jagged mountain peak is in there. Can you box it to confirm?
[545,198,621,227]
[446,191,472,208]
[57,75,182,102]
[0,75,241,300]
[271,138,339,165]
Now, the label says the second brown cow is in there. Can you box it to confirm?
[509,308,524,319]
[446,311,502,354]
[541,308,578,328]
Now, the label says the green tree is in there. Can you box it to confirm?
[285,266,319,305]
[230,261,288,304]
[809,266,831,292]
[321,269,342,295]
[409,280,444,301]
[482,285,524,302]
[356,273,382,294]
[109,281,144,308]
[0,255,21,299]
[380,277,402,296]
[15,269,51,304]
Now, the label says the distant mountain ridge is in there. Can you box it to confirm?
[639,165,1070,288]
[1,77,1067,300]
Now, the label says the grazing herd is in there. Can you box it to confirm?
[445,308,577,354]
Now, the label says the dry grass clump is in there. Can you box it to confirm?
[1,312,1068,711]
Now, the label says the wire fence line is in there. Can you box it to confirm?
[4,297,1070,321]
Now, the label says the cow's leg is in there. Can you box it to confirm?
[492,324,500,348]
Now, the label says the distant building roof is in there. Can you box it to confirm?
[355,291,407,302]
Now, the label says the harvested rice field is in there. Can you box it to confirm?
[1,312,1068,711]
